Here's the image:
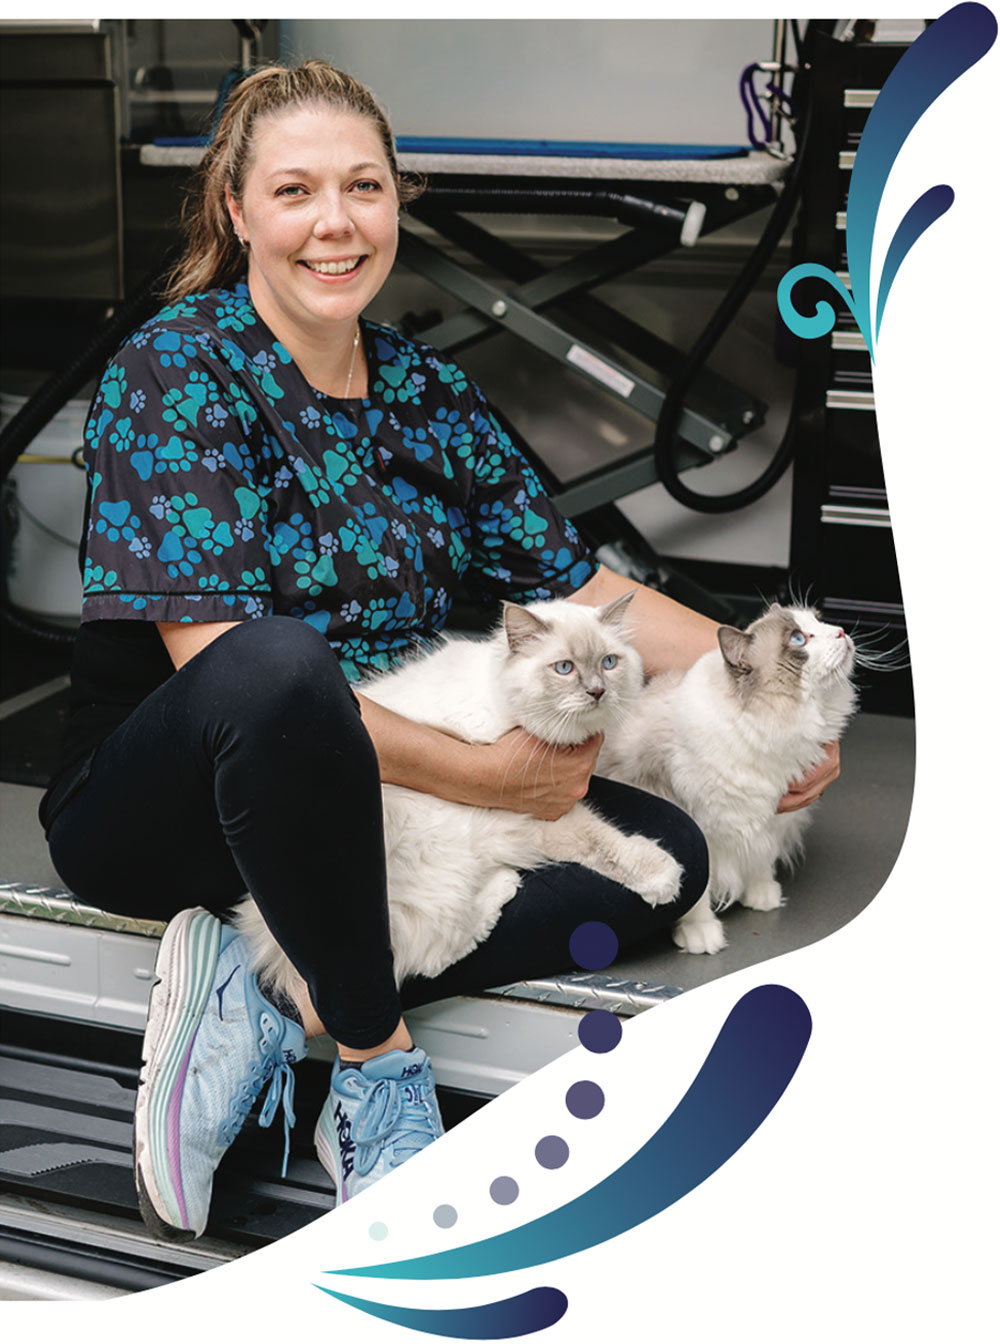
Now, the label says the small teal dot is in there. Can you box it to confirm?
[368,1222,388,1241]
[490,1176,519,1205]
[433,1204,458,1228]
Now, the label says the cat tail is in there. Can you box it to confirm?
[229,895,308,1002]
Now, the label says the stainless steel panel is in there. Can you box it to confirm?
[0,28,110,81]
[0,29,123,301]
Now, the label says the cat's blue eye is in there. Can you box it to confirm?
[553,660,575,676]
[789,631,807,647]
[601,654,618,670]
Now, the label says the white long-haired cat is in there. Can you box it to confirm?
[600,604,857,954]
[233,593,684,993]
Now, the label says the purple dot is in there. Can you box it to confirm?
[566,1080,605,1119]
[569,920,618,970]
[490,1176,519,1205]
[578,1009,622,1053]
[535,1135,569,1169]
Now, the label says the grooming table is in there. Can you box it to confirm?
[139,136,789,522]
[392,137,787,521]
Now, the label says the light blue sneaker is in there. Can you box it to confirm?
[314,1048,444,1202]
[134,907,307,1241]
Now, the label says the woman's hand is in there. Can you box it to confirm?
[777,741,841,813]
[478,728,604,820]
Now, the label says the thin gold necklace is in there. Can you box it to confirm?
[343,325,361,398]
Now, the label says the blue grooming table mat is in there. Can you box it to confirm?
[395,137,750,160]
[150,135,750,160]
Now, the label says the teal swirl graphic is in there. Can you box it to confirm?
[318,984,810,1342]
[778,3,997,357]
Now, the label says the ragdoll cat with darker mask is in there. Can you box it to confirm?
[600,605,857,954]
[233,593,684,990]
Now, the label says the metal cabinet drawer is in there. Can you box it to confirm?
[820,512,903,605]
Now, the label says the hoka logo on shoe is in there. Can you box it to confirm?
[401,1062,423,1079]
[334,1101,355,1178]
[216,964,241,1019]
[282,1048,298,1065]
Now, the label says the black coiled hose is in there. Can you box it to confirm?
[653,33,817,514]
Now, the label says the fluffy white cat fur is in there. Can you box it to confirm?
[600,604,856,954]
[233,593,684,994]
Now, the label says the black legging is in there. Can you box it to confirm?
[47,618,708,1047]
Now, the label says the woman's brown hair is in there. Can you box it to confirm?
[161,60,422,303]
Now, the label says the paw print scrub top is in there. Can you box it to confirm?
[55,282,597,785]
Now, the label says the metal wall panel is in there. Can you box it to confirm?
[0,29,123,301]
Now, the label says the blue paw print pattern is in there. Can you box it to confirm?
[316,974,812,1338]
[778,3,997,357]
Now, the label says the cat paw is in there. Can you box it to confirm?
[672,916,727,954]
[621,837,684,907]
[740,877,783,911]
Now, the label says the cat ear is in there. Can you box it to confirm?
[502,602,549,651]
[596,590,636,631]
[718,625,752,674]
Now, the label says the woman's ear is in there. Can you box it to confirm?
[224,185,246,242]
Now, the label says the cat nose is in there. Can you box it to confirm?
[835,628,846,638]
[586,686,605,701]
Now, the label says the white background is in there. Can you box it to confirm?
[3,5,997,1341]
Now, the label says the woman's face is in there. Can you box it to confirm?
[226,104,399,346]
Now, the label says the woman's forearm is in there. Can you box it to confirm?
[356,694,601,820]
[356,693,490,803]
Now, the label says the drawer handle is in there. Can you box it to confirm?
[821,504,892,528]
[826,389,875,411]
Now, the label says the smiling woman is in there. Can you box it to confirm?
[36,56,814,1246]
[224,107,401,394]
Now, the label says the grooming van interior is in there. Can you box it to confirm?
[1,18,917,1298]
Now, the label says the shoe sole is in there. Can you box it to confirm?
[134,907,222,1241]
[314,1110,343,1203]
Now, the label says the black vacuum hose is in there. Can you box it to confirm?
[653,40,817,514]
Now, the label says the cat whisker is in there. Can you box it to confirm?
[782,578,815,612]
[853,643,910,672]
[496,731,548,804]
[513,731,557,801]
[849,627,911,672]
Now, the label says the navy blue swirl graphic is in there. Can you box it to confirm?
[779,3,997,356]
[325,984,811,1282]
[875,184,955,337]
[313,1285,568,1339]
